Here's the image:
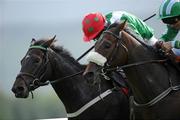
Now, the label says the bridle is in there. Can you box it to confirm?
[85,29,129,80]
[101,30,128,67]
[16,46,50,92]
[17,45,84,93]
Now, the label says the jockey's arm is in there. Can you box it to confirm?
[159,25,179,50]
[153,23,179,51]
[160,25,179,42]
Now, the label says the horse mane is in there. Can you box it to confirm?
[33,39,82,68]
[108,22,139,39]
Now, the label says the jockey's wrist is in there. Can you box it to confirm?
[148,36,158,46]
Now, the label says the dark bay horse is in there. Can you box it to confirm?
[11,36,129,120]
[83,21,180,120]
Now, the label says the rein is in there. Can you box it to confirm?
[50,70,84,84]
[106,59,168,72]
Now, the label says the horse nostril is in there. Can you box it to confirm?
[84,72,95,84]
[16,86,25,92]
[11,87,16,93]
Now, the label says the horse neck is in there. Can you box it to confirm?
[48,49,111,113]
[121,31,174,103]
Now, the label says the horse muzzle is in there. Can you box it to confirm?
[11,76,30,98]
[83,62,100,84]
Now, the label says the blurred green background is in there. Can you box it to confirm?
[0,89,67,120]
[1,0,174,119]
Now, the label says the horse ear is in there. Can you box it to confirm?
[42,35,56,48]
[118,19,127,31]
[31,38,36,45]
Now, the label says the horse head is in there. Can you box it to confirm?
[12,36,56,98]
[83,21,129,81]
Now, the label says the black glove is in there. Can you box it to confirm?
[154,41,164,49]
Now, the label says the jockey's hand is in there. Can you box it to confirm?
[161,41,173,53]
[154,41,172,56]
[154,41,164,49]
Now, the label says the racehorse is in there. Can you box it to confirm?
[83,21,180,120]
[11,36,130,120]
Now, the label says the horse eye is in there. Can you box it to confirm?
[104,42,111,49]
[34,58,40,63]
[20,55,29,65]
[32,57,41,64]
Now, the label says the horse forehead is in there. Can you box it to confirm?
[102,33,117,43]
[28,49,44,56]
[104,33,112,39]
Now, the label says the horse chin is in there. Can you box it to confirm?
[14,88,29,98]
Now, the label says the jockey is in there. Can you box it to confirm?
[158,0,180,56]
[82,11,158,45]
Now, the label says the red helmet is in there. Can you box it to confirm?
[82,12,105,42]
